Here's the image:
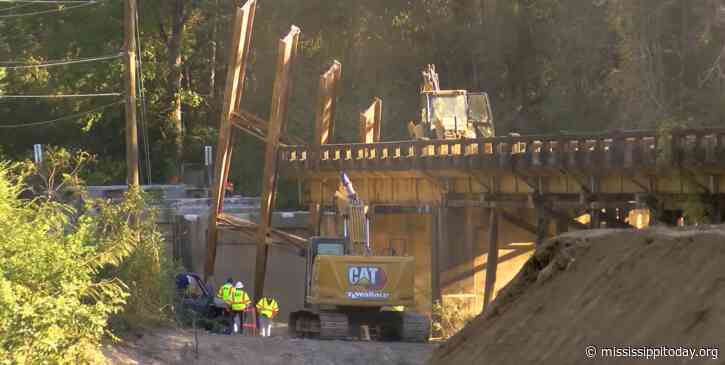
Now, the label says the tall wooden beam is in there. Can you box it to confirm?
[231,110,307,145]
[254,26,301,302]
[204,0,256,280]
[360,97,382,143]
[483,206,499,313]
[315,61,342,146]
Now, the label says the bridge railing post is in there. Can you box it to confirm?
[671,128,682,166]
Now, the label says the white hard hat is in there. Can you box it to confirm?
[235,281,244,289]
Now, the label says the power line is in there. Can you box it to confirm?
[0,3,32,12]
[0,99,122,128]
[0,53,119,65]
[135,3,151,184]
[0,1,97,3]
[0,53,122,69]
[0,0,100,18]
[0,92,121,99]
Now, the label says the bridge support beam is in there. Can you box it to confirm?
[254,26,301,302]
[535,197,550,245]
[483,206,499,313]
[431,206,443,305]
[204,1,256,281]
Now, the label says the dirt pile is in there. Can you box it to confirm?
[428,227,725,365]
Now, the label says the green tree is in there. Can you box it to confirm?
[0,155,174,363]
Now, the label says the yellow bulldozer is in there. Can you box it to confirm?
[289,173,430,342]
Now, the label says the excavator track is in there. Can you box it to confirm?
[290,311,319,338]
[319,312,349,340]
[400,312,430,342]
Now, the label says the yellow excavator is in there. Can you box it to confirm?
[409,64,495,140]
[289,173,430,341]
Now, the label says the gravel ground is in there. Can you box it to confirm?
[104,326,436,365]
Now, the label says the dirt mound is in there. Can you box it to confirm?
[428,227,725,364]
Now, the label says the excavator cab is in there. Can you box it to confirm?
[420,90,494,139]
[467,92,495,138]
[411,64,495,140]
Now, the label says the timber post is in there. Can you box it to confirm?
[483,205,499,313]
[534,195,549,246]
[204,1,256,281]
[430,205,442,312]
[254,26,301,302]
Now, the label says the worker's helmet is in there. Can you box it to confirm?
[235,281,244,289]
[226,278,233,284]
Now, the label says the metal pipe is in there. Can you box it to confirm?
[343,217,348,238]
[365,217,370,249]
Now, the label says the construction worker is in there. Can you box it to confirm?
[255,296,279,337]
[231,281,251,334]
[216,278,234,306]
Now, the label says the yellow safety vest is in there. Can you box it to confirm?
[256,297,279,318]
[231,288,251,311]
[381,305,405,312]
[217,283,234,304]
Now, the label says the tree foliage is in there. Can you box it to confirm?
[0,164,123,363]
[1,0,724,201]
[0,154,174,363]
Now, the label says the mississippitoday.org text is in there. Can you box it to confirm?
[585,344,719,361]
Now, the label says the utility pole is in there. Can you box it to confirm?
[124,0,140,187]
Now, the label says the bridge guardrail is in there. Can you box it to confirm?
[279,128,725,173]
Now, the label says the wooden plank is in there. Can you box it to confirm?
[254,26,301,302]
[360,97,382,143]
[315,61,342,146]
[483,207,499,313]
[204,0,256,280]
[231,110,307,145]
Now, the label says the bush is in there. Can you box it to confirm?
[100,191,180,331]
[0,157,179,363]
[431,298,478,339]
[0,164,130,364]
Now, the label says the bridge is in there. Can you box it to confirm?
[278,128,725,313]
